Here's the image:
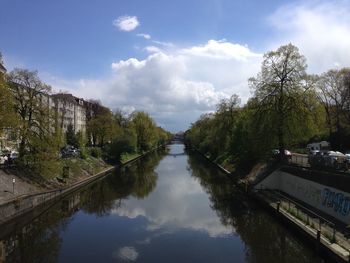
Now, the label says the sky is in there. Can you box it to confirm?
[1,0,350,132]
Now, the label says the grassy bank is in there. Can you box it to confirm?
[120,152,141,164]
[58,156,112,184]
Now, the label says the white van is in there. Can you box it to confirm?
[307,141,330,151]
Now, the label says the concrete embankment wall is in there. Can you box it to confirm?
[0,167,114,226]
[255,167,350,225]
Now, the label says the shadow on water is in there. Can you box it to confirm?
[0,148,168,263]
[186,152,326,263]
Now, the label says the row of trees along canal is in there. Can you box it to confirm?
[185,44,350,172]
[0,53,171,179]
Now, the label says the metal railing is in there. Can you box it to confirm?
[258,189,343,246]
[290,153,309,167]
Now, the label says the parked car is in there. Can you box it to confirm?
[272,149,292,161]
[309,150,348,170]
[308,150,325,167]
[0,151,18,166]
[345,151,350,166]
[0,154,8,165]
[61,146,80,158]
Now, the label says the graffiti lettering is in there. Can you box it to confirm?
[322,188,350,216]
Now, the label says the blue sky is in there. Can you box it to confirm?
[1,0,350,131]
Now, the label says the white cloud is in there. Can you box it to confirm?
[144,46,162,54]
[152,40,174,48]
[268,1,350,73]
[137,33,151,40]
[113,16,140,31]
[181,39,260,61]
[47,40,261,131]
[113,246,138,261]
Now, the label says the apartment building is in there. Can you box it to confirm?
[51,93,86,134]
[0,59,103,150]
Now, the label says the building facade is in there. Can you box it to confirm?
[0,59,103,151]
[51,93,87,134]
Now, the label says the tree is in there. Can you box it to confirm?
[66,123,78,147]
[87,107,119,147]
[249,44,317,158]
[316,68,350,150]
[7,69,62,177]
[131,111,157,152]
[0,58,17,135]
[8,69,53,158]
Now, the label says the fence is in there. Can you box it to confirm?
[258,189,350,255]
[290,153,309,167]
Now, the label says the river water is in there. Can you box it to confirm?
[0,144,326,262]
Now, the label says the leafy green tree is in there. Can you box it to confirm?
[0,54,17,137]
[131,111,157,152]
[249,44,317,157]
[156,126,172,146]
[8,69,53,158]
[66,123,78,147]
[316,68,350,150]
[87,107,119,147]
[105,129,137,163]
[8,68,61,177]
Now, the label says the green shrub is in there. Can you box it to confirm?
[80,148,88,159]
[90,147,102,158]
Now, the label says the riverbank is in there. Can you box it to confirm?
[190,146,350,262]
[188,146,270,186]
[0,156,111,205]
[0,146,166,226]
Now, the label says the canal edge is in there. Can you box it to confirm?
[188,146,349,263]
[0,145,166,227]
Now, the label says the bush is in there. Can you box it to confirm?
[89,147,102,158]
[104,134,137,163]
[80,148,88,159]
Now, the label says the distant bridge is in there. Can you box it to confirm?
[168,153,186,157]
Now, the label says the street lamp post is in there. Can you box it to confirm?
[12,178,15,194]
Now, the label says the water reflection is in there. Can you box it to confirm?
[187,151,325,263]
[0,148,167,263]
[113,144,232,237]
[80,149,166,217]
[0,145,326,262]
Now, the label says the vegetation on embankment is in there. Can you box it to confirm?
[0,56,172,186]
[185,44,350,176]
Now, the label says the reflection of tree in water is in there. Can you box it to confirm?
[0,148,168,263]
[80,148,168,216]
[187,152,324,263]
[0,196,80,263]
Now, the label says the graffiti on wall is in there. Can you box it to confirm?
[322,188,350,216]
[258,171,350,223]
[284,178,322,204]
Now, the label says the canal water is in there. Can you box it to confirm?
[0,144,326,262]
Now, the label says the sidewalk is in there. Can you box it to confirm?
[0,169,44,205]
